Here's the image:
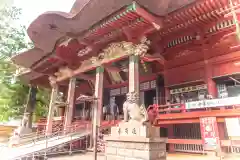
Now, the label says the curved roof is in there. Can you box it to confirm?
[11,48,48,68]
[28,0,195,52]
[16,69,43,84]
[12,0,196,68]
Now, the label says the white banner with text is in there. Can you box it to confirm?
[185,96,240,109]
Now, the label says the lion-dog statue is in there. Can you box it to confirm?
[123,91,148,124]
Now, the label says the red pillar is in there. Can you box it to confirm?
[218,123,225,140]
[165,87,171,104]
[204,60,217,98]
[163,68,171,104]
[168,124,175,152]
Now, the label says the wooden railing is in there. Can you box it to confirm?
[36,117,64,134]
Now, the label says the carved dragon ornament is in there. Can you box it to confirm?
[49,37,150,84]
[78,36,150,70]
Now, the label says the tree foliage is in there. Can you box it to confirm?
[0,6,49,121]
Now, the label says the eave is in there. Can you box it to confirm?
[11,48,48,68]
[16,70,43,84]
[24,2,162,75]
[11,0,197,73]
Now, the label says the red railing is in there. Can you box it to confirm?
[147,103,186,124]
[147,103,186,114]
[147,97,240,117]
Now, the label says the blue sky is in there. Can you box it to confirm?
[14,0,76,27]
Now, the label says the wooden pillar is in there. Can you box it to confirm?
[140,91,145,105]
[155,76,160,105]
[159,87,165,105]
[157,75,165,105]
[204,60,217,98]
[129,55,140,95]
[218,122,226,140]
[168,124,175,152]
[92,66,104,154]
[46,85,58,135]
[164,87,171,104]
[64,78,76,131]
[94,66,104,126]
[25,86,37,129]
[83,102,86,120]
[155,85,159,105]
[163,69,171,104]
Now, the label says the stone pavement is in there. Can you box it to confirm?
[49,152,240,160]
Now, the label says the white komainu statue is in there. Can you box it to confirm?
[9,113,32,147]
[123,91,148,124]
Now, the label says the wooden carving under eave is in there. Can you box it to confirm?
[142,53,165,65]
[134,36,151,56]
[55,37,151,82]
[76,41,135,71]
[175,50,193,58]
[49,76,57,88]
[54,66,74,81]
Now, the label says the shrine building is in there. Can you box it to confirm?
[11,0,240,155]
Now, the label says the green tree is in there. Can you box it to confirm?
[0,6,50,121]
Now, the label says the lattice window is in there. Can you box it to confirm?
[217,84,228,98]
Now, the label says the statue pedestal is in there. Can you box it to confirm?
[105,121,167,160]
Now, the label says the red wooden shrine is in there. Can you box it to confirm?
[11,0,240,155]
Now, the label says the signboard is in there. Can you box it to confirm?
[200,117,219,150]
[110,88,120,96]
[121,87,128,94]
[225,118,240,138]
[140,81,150,90]
[110,80,156,96]
[185,96,240,109]
[150,80,156,89]
[170,84,207,94]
